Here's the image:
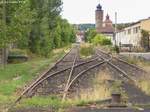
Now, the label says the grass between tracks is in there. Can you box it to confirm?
[68,70,128,107]
[0,46,70,111]
[80,43,94,58]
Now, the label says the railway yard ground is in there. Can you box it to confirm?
[1,44,150,112]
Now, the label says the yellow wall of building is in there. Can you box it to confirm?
[141,19,150,32]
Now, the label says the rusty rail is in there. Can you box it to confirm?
[97,49,146,73]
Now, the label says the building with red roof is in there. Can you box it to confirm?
[95,3,115,42]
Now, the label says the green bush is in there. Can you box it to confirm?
[92,34,112,45]
[111,45,120,53]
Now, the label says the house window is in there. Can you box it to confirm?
[133,28,136,34]
[133,27,140,34]
[137,26,140,32]
[136,27,138,33]
[135,27,139,33]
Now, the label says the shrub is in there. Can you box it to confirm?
[80,44,94,58]
[92,34,112,46]
[111,45,120,53]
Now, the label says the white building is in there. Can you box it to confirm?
[76,31,85,43]
[116,18,150,49]
[95,4,114,41]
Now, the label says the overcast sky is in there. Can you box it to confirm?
[62,0,150,24]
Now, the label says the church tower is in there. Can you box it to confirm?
[104,14,113,27]
[95,3,104,31]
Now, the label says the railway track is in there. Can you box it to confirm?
[96,49,147,80]
[14,46,78,103]
[96,49,135,82]
[96,49,150,104]
[12,46,150,109]
[13,46,106,104]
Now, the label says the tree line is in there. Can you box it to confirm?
[0,0,75,57]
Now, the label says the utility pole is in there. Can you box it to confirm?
[114,12,117,46]
[148,33,150,51]
[114,12,119,53]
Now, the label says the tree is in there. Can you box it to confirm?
[10,0,34,49]
[53,17,75,48]
[85,29,97,42]
[18,0,63,56]
[0,0,25,48]
[0,0,75,57]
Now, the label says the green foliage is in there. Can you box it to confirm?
[111,45,120,53]
[75,100,89,106]
[141,30,150,51]
[0,0,75,56]
[85,29,97,42]
[11,0,34,49]
[53,18,76,48]
[92,34,112,45]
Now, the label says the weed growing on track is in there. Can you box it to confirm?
[138,79,150,95]
[80,43,94,58]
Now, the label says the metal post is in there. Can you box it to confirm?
[148,35,150,51]
[111,93,121,104]
[114,12,120,53]
[114,12,117,46]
